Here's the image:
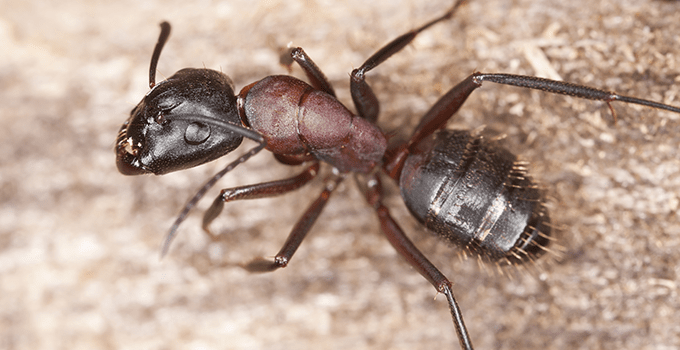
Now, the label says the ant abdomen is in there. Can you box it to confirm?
[400,129,552,264]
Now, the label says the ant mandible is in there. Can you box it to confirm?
[115,1,680,349]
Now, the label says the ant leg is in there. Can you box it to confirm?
[202,162,320,236]
[396,71,680,162]
[472,73,680,121]
[350,0,466,123]
[363,174,474,350]
[407,74,479,146]
[161,141,267,257]
[244,173,344,273]
[383,73,481,178]
[384,70,680,178]
[284,47,336,97]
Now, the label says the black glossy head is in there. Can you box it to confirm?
[116,68,244,175]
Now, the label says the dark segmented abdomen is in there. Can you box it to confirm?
[400,130,551,263]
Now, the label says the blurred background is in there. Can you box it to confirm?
[1,0,679,349]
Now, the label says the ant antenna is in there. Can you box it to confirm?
[149,22,171,88]
[156,115,268,257]
[160,140,267,258]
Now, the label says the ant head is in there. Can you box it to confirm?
[116,68,244,175]
[116,22,244,176]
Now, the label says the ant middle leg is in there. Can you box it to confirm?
[243,173,344,273]
[350,0,467,123]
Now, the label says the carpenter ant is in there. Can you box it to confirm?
[115,1,680,349]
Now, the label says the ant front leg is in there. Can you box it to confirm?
[350,0,466,123]
[244,173,344,273]
[202,162,320,237]
[363,173,474,350]
[284,47,336,97]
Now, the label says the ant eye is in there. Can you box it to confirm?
[184,122,211,145]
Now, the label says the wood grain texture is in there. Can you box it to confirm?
[1,0,679,349]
